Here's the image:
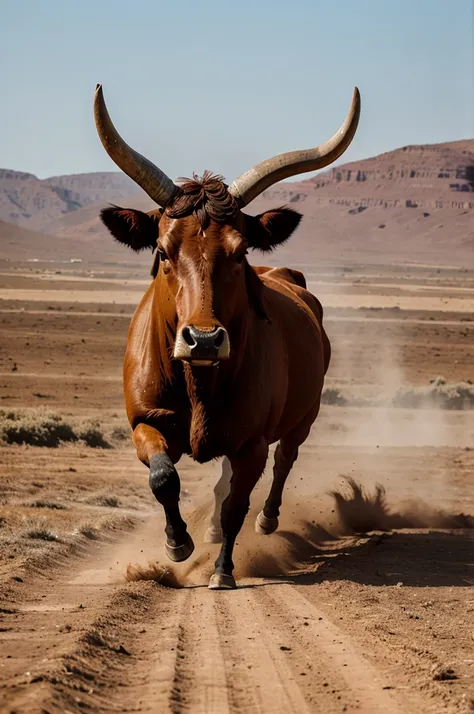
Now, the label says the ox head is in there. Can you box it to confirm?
[94,85,360,366]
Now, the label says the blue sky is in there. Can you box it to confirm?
[1,0,472,181]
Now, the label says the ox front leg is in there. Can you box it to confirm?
[133,423,194,563]
[209,438,268,590]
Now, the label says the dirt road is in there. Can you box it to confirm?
[2,514,470,714]
[1,438,473,714]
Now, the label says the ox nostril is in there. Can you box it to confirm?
[178,325,230,362]
[182,326,196,347]
[214,329,225,348]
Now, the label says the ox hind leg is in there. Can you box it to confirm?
[133,423,194,562]
[209,438,268,590]
[256,424,311,536]
[204,457,232,544]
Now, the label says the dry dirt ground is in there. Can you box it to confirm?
[0,259,473,714]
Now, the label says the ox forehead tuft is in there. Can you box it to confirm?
[165,171,239,229]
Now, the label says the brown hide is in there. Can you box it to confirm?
[122,236,330,464]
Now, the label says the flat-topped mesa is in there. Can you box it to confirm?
[305,140,474,193]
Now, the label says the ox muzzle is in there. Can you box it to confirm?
[174,325,230,366]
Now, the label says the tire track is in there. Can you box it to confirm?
[214,588,311,713]
[294,580,474,714]
[254,584,408,714]
[117,588,189,714]
[166,588,230,714]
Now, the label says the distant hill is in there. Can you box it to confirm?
[0,169,145,229]
[1,139,473,267]
[0,220,61,262]
[251,140,474,266]
[0,216,145,265]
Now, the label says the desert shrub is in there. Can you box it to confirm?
[321,387,348,406]
[320,378,474,411]
[0,409,114,448]
[110,425,130,441]
[0,410,77,447]
[391,377,474,410]
[78,421,111,449]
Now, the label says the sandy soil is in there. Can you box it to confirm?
[0,262,473,714]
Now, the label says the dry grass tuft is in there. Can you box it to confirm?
[96,496,120,508]
[78,523,100,540]
[28,500,67,510]
[26,527,59,542]
[0,408,131,448]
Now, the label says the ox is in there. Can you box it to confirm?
[94,85,360,589]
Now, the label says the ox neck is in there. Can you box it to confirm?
[152,270,254,461]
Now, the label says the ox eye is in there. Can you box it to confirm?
[235,250,247,264]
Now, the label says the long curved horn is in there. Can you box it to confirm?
[228,87,361,207]
[94,84,180,208]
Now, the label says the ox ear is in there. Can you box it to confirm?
[100,206,161,252]
[245,207,302,252]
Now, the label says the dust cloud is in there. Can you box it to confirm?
[124,501,217,588]
[123,478,473,588]
[317,274,473,514]
[325,338,472,449]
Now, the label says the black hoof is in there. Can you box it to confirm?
[165,533,195,562]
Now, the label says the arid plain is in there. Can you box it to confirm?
[1,141,474,713]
